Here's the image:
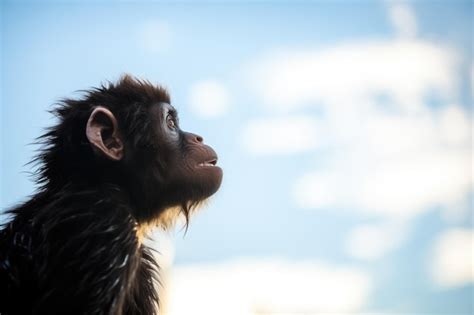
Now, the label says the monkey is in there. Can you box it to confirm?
[0,75,223,314]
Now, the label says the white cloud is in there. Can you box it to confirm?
[188,80,230,118]
[439,194,472,224]
[430,228,474,288]
[244,15,470,221]
[388,2,418,38]
[438,105,471,146]
[164,259,372,314]
[137,20,172,53]
[241,116,325,155]
[291,106,472,219]
[239,2,471,261]
[345,221,409,261]
[248,39,458,114]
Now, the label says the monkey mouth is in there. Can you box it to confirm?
[198,158,218,167]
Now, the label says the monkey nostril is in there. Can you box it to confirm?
[185,132,204,144]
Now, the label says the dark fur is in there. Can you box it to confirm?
[0,75,221,314]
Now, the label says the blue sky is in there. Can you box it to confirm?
[1,1,472,314]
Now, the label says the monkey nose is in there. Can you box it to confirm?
[185,132,204,144]
[194,135,203,143]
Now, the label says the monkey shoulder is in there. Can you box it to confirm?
[0,217,38,314]
[1,188,144,314]
[33,188,141,271]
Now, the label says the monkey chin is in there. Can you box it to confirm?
[197,163,223,181]
[136,198,211,243]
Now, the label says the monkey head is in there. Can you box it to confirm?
[42,75,223,226]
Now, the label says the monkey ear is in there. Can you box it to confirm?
[86,107,124,161]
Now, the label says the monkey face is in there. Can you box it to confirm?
[151,103,223,206]
[84,79,223,223]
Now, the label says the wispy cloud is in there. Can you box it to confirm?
[241,116,325,155]
[246,39,458,113]
[137,20,172,53]
[291,105,471,219]
[188,80,230,118]
[240,3,471,261]
[244,4,470,219]
[388,2,418,38]
[430,228,474,288]
[165,259,371,314]
[345,221,409,261]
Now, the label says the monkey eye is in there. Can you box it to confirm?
[166,114,177,130]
